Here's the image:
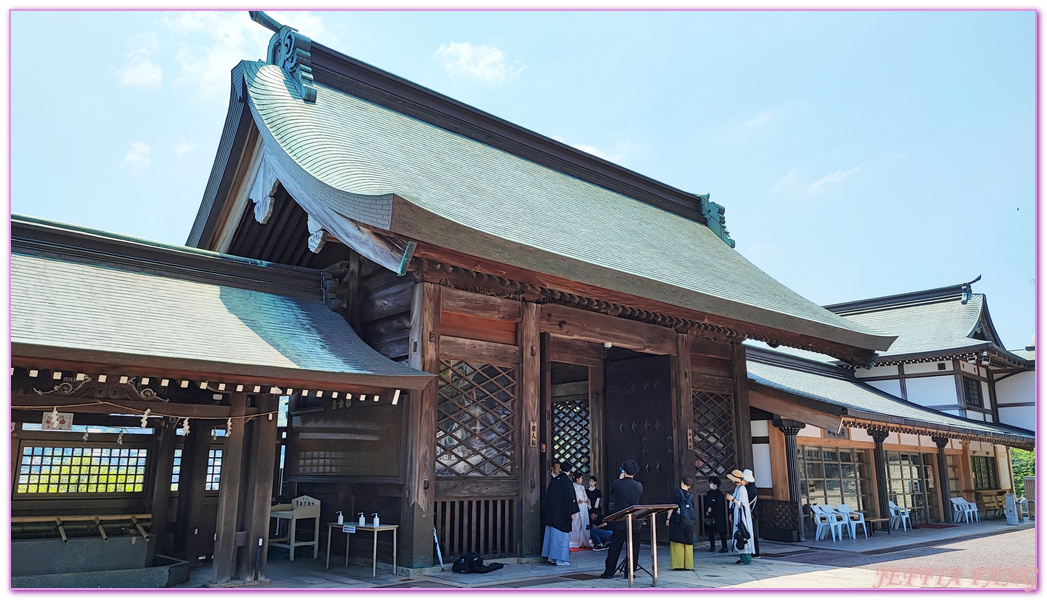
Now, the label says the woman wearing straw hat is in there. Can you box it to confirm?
[725,469,755,565]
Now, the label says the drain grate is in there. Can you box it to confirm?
[378,581,459,588]
[563,573,602,581]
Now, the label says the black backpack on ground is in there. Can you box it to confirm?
[676,489,697,529]
[451,552,504,574]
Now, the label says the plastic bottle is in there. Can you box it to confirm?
[372,513,380,527]
[336,511,343,525]
[358,512,366,526]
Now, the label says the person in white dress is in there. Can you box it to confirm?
[569,472,593,548]
[725,469,754,565]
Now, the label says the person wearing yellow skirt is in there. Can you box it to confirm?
[666,476,695,570]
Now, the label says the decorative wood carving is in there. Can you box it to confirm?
[249,159,279,225]
[33,377,169,403]
[306,214,328,254]
[251,11,316,103]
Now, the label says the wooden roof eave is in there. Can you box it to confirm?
[11,343,434,393]
[388,207,894,364]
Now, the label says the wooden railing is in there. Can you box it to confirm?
[434,497,515,558]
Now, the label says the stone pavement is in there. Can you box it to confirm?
[178,519,1035,590]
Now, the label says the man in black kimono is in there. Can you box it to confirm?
[599,459,644,579]
[541,461,578,565]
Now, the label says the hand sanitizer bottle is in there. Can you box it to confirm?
[372,513,380,527]
[336,511,343,525]
[358,512,366,526]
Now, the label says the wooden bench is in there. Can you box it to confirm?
[11,514,151,542]
[865,517,891,534]
[980,494,1005,518]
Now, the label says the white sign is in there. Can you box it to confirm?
[342,525,356,534]
[42,412,73,430]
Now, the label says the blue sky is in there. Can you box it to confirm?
[9,9,1037,351]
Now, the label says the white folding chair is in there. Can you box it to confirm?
[888,501,911,531]
[836,504,868,539]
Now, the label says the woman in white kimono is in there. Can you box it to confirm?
[725,469,754,565]
[569,472,593,548]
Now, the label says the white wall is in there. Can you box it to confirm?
[996,371,1035,432]
[752,444,772,488]
[866,379,902,397]
[904,376,959,408]
[904,362,949,375]
[856,365,901,378]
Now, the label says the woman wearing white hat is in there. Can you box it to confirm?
[725,469,755,565]
[742,468,760,557]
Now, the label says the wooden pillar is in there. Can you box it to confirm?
[773,418,805,541]
[731,343,754,471]
[401,282,440,569]
[870,427,891,525]
[212,393,248,584]
[673,334,692,484]
[150,421,178,555]
[173,418,213,561]
[239,393,280,581]
[932,436,952,523]
[519,303,542,556]
[768,425,789,501]
[588,361,606,484]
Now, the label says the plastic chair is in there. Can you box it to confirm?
[835,504,868,539]
[950,497,978,523]
[810,504,846,542]
[888,501,912,531]
[809,505,831,541]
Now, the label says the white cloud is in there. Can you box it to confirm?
[434,41,526,84]
[162,11,335,105]
[173,137,197,159]
[744,108,775,129]
[116,48,163,89]
[571,143,616,162]
[773,166,862,196]
[122,142,152,171]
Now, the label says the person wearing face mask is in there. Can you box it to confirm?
[704,476,729,553]
[585,475,603,518]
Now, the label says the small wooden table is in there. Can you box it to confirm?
[866,517,891,534]
[326,522,398,577]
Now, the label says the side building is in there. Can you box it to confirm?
[743,281,1034,540]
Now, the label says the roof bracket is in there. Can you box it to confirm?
[250,11,316,103]
[249,159,279,225]
[698,194,735,248]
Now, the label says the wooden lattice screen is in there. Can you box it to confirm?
[692,390,735,479]
[437,361,517,477]
[434,497,516,558]
[552,397,592,474]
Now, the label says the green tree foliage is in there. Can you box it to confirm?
[1010,448,1034,497]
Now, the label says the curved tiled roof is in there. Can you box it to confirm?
[10,229,432,390]
[747,354,1034,447]
[236,61,894,360]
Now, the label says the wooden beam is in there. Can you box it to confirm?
[441,287,523,322]
[519,303,541,556]
[173,421,213,561]
[748,390,844,432]
[10,394,256,420]
[547,337,606,367]
[539,304,676,355]
[767,425,789,501]
[588,362,606,481]
[439,336,521,366]
[212,392,247,584]
[401,282,440,568]
[440,311,518,345]
[674,334,692,484]
[241,394,279,581]
[732,343,754,473]
[150,423,177,555]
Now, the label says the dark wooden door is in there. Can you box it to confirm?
[603,355,675,508]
